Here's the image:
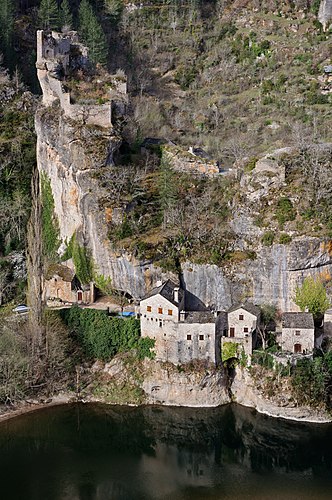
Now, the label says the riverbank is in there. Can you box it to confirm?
[0,358,331,424]
[232,367,332,424]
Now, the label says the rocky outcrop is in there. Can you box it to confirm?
[141,359,230,407]
[318,0,332,30]
[232,367,331,423]
[37,103,332,306]
[182,238,332,311]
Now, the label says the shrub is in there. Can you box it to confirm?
[62,306,155,361]
[276,197,296,227]
[222,342,238,362]
[72,236,94,284]
[40,173,60,260]
[261,231,275,246]
[279,233,292,244]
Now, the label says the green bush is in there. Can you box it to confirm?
[62,306,155,361]
[222,342,238,363]
[41,173,60,260]
[72,238,93,285]
[261,231,275,246]
[276,197,296,227]
[279,233,292,244]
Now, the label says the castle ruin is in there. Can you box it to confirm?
[36,30,127,128]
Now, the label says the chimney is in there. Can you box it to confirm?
[156,280,162,287]
[174,287,179,304]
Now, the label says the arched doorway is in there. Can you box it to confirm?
[294,343,302,354]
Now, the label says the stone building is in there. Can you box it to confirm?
[221,303,261,362]
[44,263,95,305]
[140,280,223,365]
[281,312,314,354]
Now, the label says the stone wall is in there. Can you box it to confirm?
[324,309,332,337]
[37,69,112,128]
[221,335,253,362]
[281,327,314,354]
[163,146,219,177]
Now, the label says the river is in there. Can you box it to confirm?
[0,403,331,499]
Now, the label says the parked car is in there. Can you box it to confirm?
[12,304,30,314]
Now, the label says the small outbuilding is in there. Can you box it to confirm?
[44,263,95,305]
[281,312,314,354]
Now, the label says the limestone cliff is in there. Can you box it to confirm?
[36,102,332,308]
[35,31,332,310]
[319,0,332,30]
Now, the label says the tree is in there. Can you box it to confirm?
[294,276,330,318]
[79,0,108,65]
[0,0,14,64]
[257,304,278,350]
[38,0,59,31]
[158,151,178,229]
[59,0,73,31]
[104,0,123,22]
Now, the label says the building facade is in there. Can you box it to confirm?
[221,304,260,362]
[140,281,220,365]
[44,263,94,305]
[281,312,315,354]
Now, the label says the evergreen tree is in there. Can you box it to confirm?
[38,0,59,31]
[79,0,108,65]
[59,0,73,31]
[0,0,14,64]
[158,151,177,228]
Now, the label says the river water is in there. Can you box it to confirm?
[0,403,332,500]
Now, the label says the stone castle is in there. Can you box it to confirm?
[36,30,127,128]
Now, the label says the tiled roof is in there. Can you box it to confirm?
[183,311,215,324]
[142,280,183,306]
[282,312,314,329]
[228,302,260,317]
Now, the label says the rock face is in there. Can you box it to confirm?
[141,359,230,407]
[35,32,332,309]
[182,239,332,312]
[319,0,332,30]
[36,103,332,307]
[232,368,330,423]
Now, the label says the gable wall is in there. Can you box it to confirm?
[228,308,258,338]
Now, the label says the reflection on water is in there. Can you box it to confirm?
[0,403,331,499]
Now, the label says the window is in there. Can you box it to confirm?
[244,327,248,333]
[159,319,162,328]
[239,314,244,320]
[295,330,301,336]
[147,306,152,312]
[168,309,173,316]
[158,307,163,314]
[187,335,192,341]
[199,335,204,341]
[230,327,235,338]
